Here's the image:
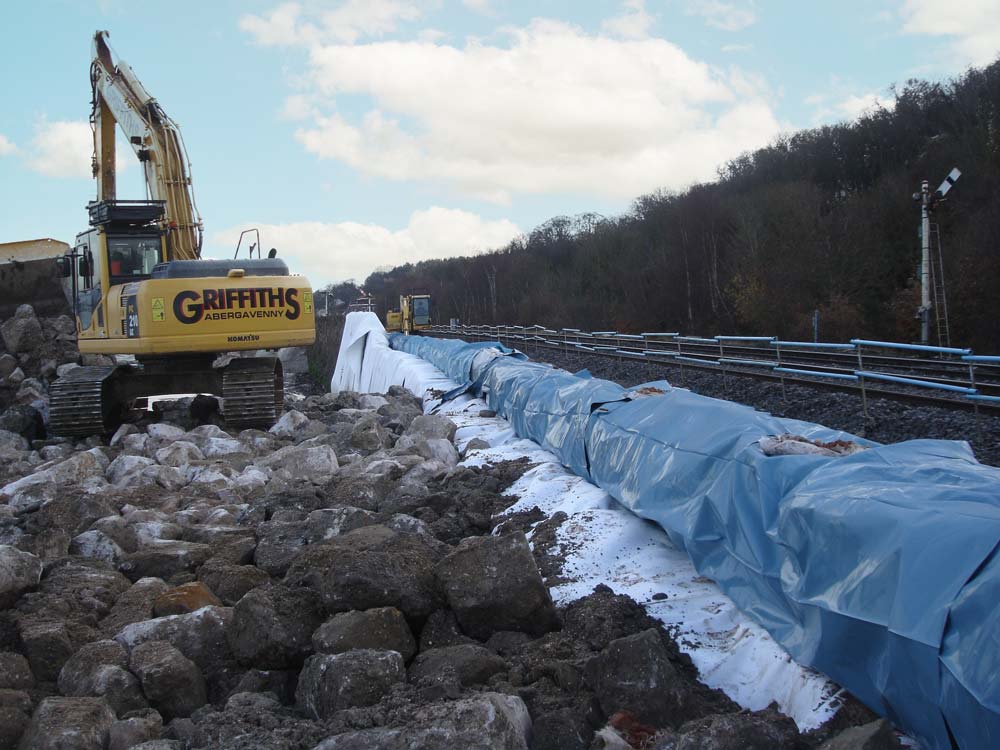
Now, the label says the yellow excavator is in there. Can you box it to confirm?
[49,32,315,436]
[385,294,431,335]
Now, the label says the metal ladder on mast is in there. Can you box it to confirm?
[929,223,952,349]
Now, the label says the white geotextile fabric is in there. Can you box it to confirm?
[331,312,453,396]
[326,312,842,730]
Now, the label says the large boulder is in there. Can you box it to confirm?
[284,525,442,621]
[18,697,117,750]
[435,533,558,640]
[154,441,204,467]
[349,414,394,452]
[312,607,416,662]
[404,414,457,442]
[296,650,405,720]
[408,644,508,687]
[108,708,163,750]
[114,606,233,673]
[257,444,339,484]
[226,584,325,669]
[0,545,42,607]
[305,506,378,543]
[197,562,269,606]
[313,692,531,750]
[0,306,44,353]
[253,520,309,577]
[118,541,213,582]
[100,578,170,636]
[152,582,223,617]
[57,640,147,717]
[584,628,698,729]
[0,652,34,690]
[129,641,207,720]
[0,405,45,441]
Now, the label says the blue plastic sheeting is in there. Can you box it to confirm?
[389,333,1000,750]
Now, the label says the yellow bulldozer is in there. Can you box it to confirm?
[48,32,315,436]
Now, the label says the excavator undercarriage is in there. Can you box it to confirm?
[48,356,284,436]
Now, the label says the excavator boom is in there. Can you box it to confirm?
[91,31,202,260]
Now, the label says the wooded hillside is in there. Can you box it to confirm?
[362,60,1000,349]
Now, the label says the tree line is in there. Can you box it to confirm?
[357,59,1000,350]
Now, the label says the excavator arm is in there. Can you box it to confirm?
[90,30,203,260]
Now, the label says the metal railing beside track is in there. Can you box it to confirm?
[423,324,1000,415]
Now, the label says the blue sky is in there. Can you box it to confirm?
[1,1,997,287]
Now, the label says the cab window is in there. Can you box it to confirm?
[107,236,161,284]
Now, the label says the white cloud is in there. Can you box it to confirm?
[24,119,134,179]
[835,92,884,120]
[0,134,16,156]
[278,17,779,202]
[209,207,521,285]
[685,1,757,32]
[240,0,423,46]
[806,88,891,124]
[901,0,1000,67]
[461,0,493,14]
[602,0,654,40]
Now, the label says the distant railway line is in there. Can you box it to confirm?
[425,324,1000,415]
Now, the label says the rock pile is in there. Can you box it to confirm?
[0,304,82,441]
[0,377,899,749]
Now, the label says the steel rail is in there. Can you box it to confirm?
[424,325,1000,414]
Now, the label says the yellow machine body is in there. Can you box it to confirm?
[70,229,315,355]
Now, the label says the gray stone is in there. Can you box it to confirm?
[254,520,309,577]
[71,530,126,564]
[349,414,394,452]
[130,641,207,720]
[404,414,457,442]
[101,578,170,636]
[119,541,213,582]
[114,606,233,673]
[0,545,42,607]
[284,525,442,621]
[312,692,531,750]
[0,652,33,690]
[296,650,405,719]
[18,697,117,750]
[585,628,693,729]
[58,639,147,716]
[435,532,558,640]
[408,644,508,686]
[226,584,325,669]
[108,708,164,750]
[257,443,339,484]
[1,311,43,353]
[312,607,416,662]
[305,506,379,543]
[0,353,17,378]
[675,708,801,749]
[197,562,270,605]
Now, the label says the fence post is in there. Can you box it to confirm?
[856,345,869,427]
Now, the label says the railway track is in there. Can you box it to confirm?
[425,324,1000,415]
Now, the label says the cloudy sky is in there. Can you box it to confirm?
[1,1,997,287]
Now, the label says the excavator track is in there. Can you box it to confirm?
[48,365,123,437]
[222,357,283,431]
